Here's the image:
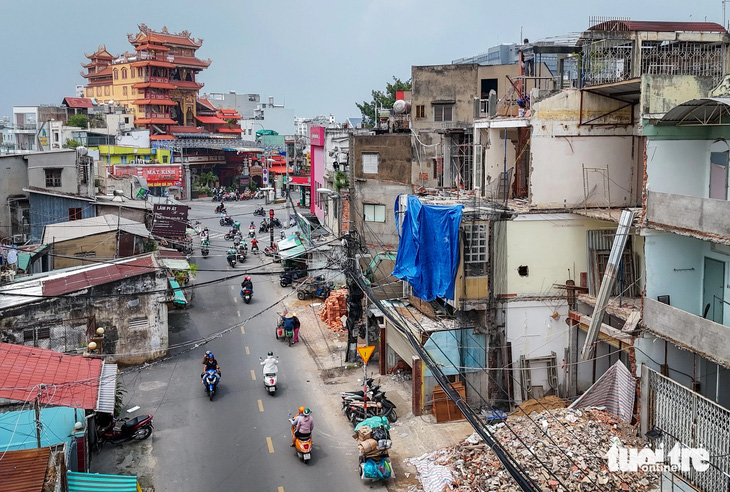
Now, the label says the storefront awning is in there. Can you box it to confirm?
[289,176,311,186]
[279,244,307,259]
[68,471,140,492]
[277,235,307,259]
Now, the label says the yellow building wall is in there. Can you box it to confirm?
[499,214,611,296]
[85,62,141,117]
[52,232,117,269]
[95,146,171,165]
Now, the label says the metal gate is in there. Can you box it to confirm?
[643,366,730,491]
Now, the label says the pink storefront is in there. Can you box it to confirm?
[310,126,325,221]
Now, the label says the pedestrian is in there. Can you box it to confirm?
[292,312,301,344]
[6,246,17,273]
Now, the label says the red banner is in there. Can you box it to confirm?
[113,164,182,187]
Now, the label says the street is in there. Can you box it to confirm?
[93,197,380,492]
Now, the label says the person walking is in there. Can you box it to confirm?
[291,312,301,344]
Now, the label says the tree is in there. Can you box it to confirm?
[356,76,412,128]
[67,114,88,128]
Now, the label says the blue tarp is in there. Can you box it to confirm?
[392,195,463,301]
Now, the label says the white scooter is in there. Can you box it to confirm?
[260,355,279,395]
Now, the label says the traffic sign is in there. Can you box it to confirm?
[357,346,375,364]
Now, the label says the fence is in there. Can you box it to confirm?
[642,366,730,492]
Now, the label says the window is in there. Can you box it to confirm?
[433,104,453,122]
[131,67,135,78]
[23,327,50,344]
[113,69,118,80]
[45,168,62,187]
[68,208,82,221]
[123,86,128,96]
[162,155,169,163]
[364,204,386,222]
[416,105,425,119]
[464,223,488,277]
[362,153,379,174]
[138,67,144,78]
[122,68,128,79]
[120,155,128,164]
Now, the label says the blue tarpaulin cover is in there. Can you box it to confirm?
[392,195,463,301]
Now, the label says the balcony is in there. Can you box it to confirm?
[149,76,169,84]
[646,190,730,240]
[644,298,730,367]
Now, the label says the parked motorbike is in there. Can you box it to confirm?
[260,356,278,395]
[96,414,154,449]
[253,206,266,216]
[264,245,278,260]
[203,369,220,401]
[280,269,308,287]
[342,386,397,424]
[289,413,313,464]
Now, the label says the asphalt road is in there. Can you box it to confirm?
[100,197,379,492]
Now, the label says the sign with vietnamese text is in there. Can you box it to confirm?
[113,164,183,187]
[151,204,189,238]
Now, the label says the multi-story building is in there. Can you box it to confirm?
[81,24,211,138]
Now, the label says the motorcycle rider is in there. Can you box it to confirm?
[227,246,237,265]
[201,352,221,378]
[260,351,278,374]
[291,407,313,447]
[250,237,259,253]
[241,275,253,294]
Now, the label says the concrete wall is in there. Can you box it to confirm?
[0,155,29,238]
[645,139,709,197]
[644,298,730,369]
[26,150,81,194]
[0,271,168,364]
[352,181,411,247]
[51,231,118,269]
[529,89,639,209]
[641,75,716,117]
[411,64,479,133]
[0,406,78,451]
[352,134,411,183]
[644,230,730,324]
[647,191,730,240]
[480,126,518,198]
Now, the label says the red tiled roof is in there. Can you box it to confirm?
[170,125,204,133]
[0,447,51,492]
[82,66,113,78]
[150,134,177,140]
[269,164,289,174]
[0,343,102,409]
[218,127,243,133]
[135,117,177,125]
[133,98,177,106]
[132,81,176,90]
[147,32,201,48]
[589,20,727,33]
[196,98,217,110]
[131,60,175,69]
[135,43,169,52]
[173,80,204,89]
[218,109,242,119]
[63,97,95,108]
[173,56,211,68]
[195,115,227,124]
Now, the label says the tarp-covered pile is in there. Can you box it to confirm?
[393,195,463,301]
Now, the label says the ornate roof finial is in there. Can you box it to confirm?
[138,23,149,34]
[161,26,169,34]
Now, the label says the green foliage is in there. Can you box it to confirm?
[356,76,412,128]
[114,380,127,418]
[334,170,349,191]
[67,114,88,128]
[143,240,158,252]
[64,138,81,149]
[198,171,217,189]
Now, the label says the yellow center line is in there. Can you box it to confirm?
[278,487,284,492]
[237,310,241,317]
[250,369,256,380]
[258,399,264,412]
[233,297,238,303]
[245,346,250,355]
[230,285,235,290]
[240,326,245,334]
[267,436,275,454]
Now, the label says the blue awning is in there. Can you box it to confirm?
[67,471,140,492]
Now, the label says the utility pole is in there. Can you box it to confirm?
[34,388,42,447]
[343,229,363,362]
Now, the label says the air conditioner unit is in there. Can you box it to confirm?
[12,234,27,244]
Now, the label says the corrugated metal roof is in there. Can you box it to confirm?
[96,363,118,414]
[0,343,102,409]
[656,97,730,126]
[589,20,727,33]
[67,471,139,492]
[41,215,149,244]
[0,447,51,492]
[42,255,156,296]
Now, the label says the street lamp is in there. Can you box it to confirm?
[316,187,341,235]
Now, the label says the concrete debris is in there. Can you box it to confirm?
[406,408,659,491]
[318,289,348,331]
[515,395,567,416]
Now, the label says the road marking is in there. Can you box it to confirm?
[250,369,256,380]
[266,436,274,454]
[258,399,264,412]
[237,310,241,317]
[278,488,284,492]
[231,285,235,290]
[245,346,250,355]
[240,326,245,334]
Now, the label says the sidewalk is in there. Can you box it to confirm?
[283,295,473,491]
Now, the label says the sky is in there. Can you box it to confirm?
[1,0,727,122]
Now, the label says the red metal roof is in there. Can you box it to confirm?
[269,164,289,174]
[43,255,157,296]
[63,97,95,109]
[218,127,243,133]
[0,343,102,409]
[169,125,204,133]
[218,109,242,119]
[132,81,176,90]
[131,60,175,69]
[150,134,177,140]
[133,98,177,106]
[589,20,727,33]
[0,447,51,492]
[135,117,177,125]
[195,115,227,124]
[146,32,202,48]
[173,56,211,68]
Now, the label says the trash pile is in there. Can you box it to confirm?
[354,416,394,481]
[318,289,347,331]
[406,407,659,491]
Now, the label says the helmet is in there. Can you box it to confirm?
[245,276,251,281]
[292,312,297,317]
[267,351,273,357]
[207,353,214,358]
[298,406,305,414]
[303,408,311,416]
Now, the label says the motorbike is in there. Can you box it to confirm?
[220,216,234,227]
[342,387,397,424]
[248,226,256,238]
[241,287,252,304]
[289,414,313,464]
[96,414,154,449]
[264,245,278,260]
[232,233,243,246]
[271,217,283,228]
[227,253,237,267]
[203,369,220,401]
[237,251,247,265]
[275,315,294,347]
[215,203,225,214]
[201,243,209,258]
[259,356,278,395]
[259,220,270,233]
[253,206,266,216]
[280,269,308,287]
[250,239,259,254]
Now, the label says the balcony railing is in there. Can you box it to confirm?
[643,298,730,367]
[149,93,170,100]
[149,76,168,84]
[646,191,730,240]
[143,112,171,119]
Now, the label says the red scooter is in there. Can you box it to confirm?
[95,414,153,449]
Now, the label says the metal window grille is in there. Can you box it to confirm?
[45,169,62,187]
[464,223,488,277]
[362,153,379,174]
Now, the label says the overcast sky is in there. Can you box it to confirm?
[1,0,726,122]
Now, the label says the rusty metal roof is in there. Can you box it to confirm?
[0,447,51,491]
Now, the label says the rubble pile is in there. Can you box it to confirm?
[516,395,566,415]
[318,289,348,331]
[407,408,659,492]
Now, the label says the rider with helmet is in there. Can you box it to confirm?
[290,407,313,446]
[241,275,253,294]
[260,351,278,374]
